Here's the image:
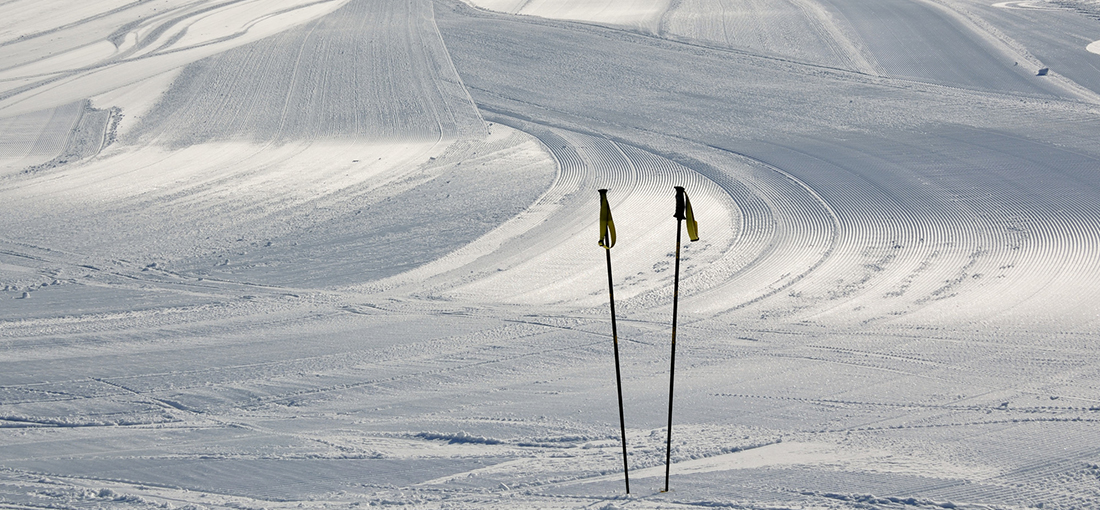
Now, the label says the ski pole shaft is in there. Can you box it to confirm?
[664,215,683,493]
[606,248,630,494]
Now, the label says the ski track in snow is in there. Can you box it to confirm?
[2,0,1100,508]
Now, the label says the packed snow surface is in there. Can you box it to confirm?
[466,0,670,33]
[3,0,1100,508]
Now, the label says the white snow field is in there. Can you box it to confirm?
[3,0,1100,507]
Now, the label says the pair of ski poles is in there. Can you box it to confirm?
[599,186,699,494]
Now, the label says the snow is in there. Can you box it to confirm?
[992,1,1056,9]
[0,0,349,118]
[662,0,878,72]
[465,0,670,33]
[3,0,1100,508]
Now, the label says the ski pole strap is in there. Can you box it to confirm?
[599,189,616,249]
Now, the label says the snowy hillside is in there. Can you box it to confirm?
[2,0,1100,508]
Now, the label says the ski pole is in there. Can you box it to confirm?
[598,189,630,494]
[663,185,698,493]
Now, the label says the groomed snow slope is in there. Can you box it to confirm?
[3,0,1100,508]
[657,0,877,71]
[465,0,670,33]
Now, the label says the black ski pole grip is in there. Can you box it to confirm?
[674,186,686,220]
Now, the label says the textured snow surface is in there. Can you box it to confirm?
[3,0,1100,508]
[466,0,670,33]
